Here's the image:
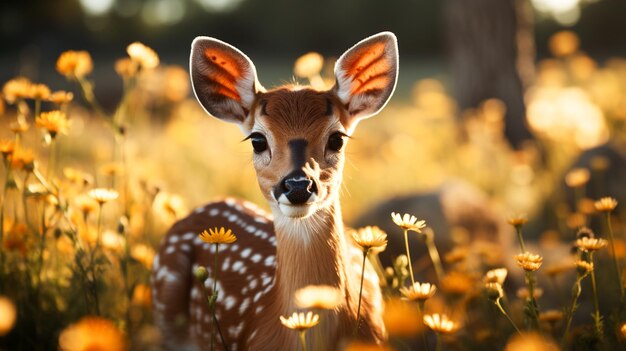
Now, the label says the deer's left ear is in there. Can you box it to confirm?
[333,32,398,126]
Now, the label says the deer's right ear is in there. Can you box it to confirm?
[190,37,264,130]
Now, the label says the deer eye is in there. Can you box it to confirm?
[248,133,268,154]
[327,132,346,152]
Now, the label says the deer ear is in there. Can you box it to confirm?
[333,32,398,124]
[190,37,264,130]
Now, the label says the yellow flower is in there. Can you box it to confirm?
[100,163,125,177]
[0,139,15,158]
[88,188,119,205]
[127,42,159,70]
[504,332,559,351]
[10,148,35,171]
[131,244,155,269]
[294,285,343,310]
[507,214,528,227]
[484,282,504,300]
[199,227,237,245]
[575,260,594,276]
[59,316,126,351]
[595,197,617,212]
[515,252,543,271]
[2,77,32,103]
[115,58,138,78]
[49,91,74,105]
[391,212,426,232]
[294,52,324,78]
[0,296,17,336]
[382,298,423,337]
[484,268,508,285]
[444,246,468,264]
[29,83,51,100]
[576,237,608,252]
[352,226,388,253]
[279,311,320,331]
[621,323,626,340]
[400,282,437,301]
[423,313,458,334]
[101,230,124,253]
[565,168,590,188]
[56,50,93,79]
[64,168,94,186]
[36,110,69,136]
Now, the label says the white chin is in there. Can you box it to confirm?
[278,203,317,218]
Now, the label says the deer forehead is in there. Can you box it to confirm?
[251,88,347,141]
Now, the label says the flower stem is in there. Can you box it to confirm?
[495,298,521,334]
[403,229,415,286]
[211,243,220,351]
[588,253,603,339]
[425,232,445,283]
[435,332,442,351]
[354,249,367,336]
[605,212,624,299]
[515,226,527,253]
[562,277,583,346]
[525,271,541,331]
[299,330,307,351]
[416,301,431,351]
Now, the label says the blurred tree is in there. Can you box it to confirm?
[444,0,535,149]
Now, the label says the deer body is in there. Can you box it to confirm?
[152,33,399,350]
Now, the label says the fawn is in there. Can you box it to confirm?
[152,32,398,350]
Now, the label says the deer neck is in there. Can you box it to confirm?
[273,197,354,304]
[269,197,359,336]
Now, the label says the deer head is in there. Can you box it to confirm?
[190,33,398,220]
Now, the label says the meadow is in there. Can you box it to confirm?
[0,31,625,350]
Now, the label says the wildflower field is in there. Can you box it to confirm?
[1,29,626,351]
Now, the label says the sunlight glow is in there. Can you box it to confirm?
[78,0,115,16]
[194,0,245,12]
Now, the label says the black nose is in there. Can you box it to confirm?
[284,178,313,204]
[274,170,317,205]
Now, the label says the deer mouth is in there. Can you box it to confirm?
[275,192,319,218]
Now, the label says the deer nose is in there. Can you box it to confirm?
[284,178,313,204]
[277,171,317,205]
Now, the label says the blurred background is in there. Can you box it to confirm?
[2,0,626,349]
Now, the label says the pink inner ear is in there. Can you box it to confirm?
[203,48,243,101]
[343,42,392,95]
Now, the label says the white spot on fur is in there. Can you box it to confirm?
[251,254,261,263]
[233,261,244,271]
[253,291,262,303]
[241,248,251,258]
[264,255,274,266]
[224,295,237,310]
[165,246,176,255]
[168,236,179,244]
[209,208,219,216]
[239,297,250,315]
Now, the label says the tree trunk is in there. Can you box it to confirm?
[444,0,535,149]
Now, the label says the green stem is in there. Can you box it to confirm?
[211,243,220,351]
[299,330,307,351]
[562,277,583,346]
[0,159,12,288]
[495,298,521,334]
[589,253,603,339]
[416,302,431,351]
[425,233,445,283]
[525,271,541,331]
[435,332,442,351]
[605,212,624,299]
[515,227,527,253]
[354,250,367,336]
[403,229,415,286]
